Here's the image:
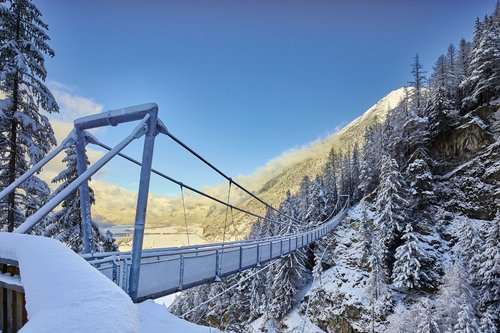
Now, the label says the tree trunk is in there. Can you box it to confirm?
[7,12,21,232]
[7,89,18,232]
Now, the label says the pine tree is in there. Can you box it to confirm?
[405,148,435,209]
[305,176,323,223]
[453,303,480,333]
[40,145,116,252]
[415,298,440,333]
[435,257,476,332]
[266,250,307,319]
[476,218,500,311]
[373,153,408,269]
[358,208,372,269]
[479,306,498,333]
[392,223,434,290]
[266,190,307,319]
[428,55,455,139]
[339,151,352,198]
[297,176,311,221]
[321,148,338,217]
[312,252,322,281]
[0,0,59,231]
[386,303,413,333]
[351,143,362,202]
[359,124,383,197]
[457,218,482,282]
[366,242,391,325]
[409,54,427,111]
[461,13,500,108]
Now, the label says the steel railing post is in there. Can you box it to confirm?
[239,246,243,271]
[179,255,185,290]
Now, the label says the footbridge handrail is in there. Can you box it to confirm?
[87,202,349,302]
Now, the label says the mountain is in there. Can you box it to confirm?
[201,88,407,240]
[91,88,406,236]
[170,6,500,331]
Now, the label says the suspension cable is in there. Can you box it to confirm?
[90,139,302,228]
[180,185,190,246]
[91,140,268,218]
[158,129,304,225]
[222,181,232,244]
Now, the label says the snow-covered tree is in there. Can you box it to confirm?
[297,176,311,221]
[479,306,498,333]
[321,148,338,217]
[392,223,435,290]
[305,176,324,223]
[359,124,383,197]
[415,298,440,333]
[386,302,413,333]
[0,0,58,231]
[428,55,455,139]
[476,218,500,311]
[358,208,372,269]
[366,245,391,324]
[266,191,307,319]
[435,256,477,332]
[351,143,362,202]
[461,13,500,108]
[40,145,116,252]
[457,218,482,282]
[409,54,427,111]
[453,302,480,333]
[266,250,307,319]
[405,149,435,209]
[373,153,408,269]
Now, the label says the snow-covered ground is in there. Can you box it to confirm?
[0,232,219,333]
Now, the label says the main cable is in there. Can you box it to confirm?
[90,140,271,223]
[159,130,304,225]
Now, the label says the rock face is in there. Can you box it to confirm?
[434,105,499,220]
[431,105,498,164]
[280,103,500,333]
[202,89,407,241]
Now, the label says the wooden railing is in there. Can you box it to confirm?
[0,260,27,333]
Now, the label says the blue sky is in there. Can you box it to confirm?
[36,0,496,195]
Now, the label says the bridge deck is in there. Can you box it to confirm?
[86,206,348,301]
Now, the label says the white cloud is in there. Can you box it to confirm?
[38,83,106,185]
[48,81,103,122]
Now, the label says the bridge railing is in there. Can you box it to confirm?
[88,203,348,301]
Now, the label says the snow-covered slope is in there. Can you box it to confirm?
[203,88,407,240]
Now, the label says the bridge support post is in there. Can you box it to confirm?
[75,128,94,254]
[128,108,158,302]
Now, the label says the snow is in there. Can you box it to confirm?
[0,232,139,333]
[0,272,22,288]
[138,300,221,333]
[337,88,408,137]
[0,232,222,333]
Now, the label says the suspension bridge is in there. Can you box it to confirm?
[1,103,348,305]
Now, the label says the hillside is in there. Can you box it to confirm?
[92,88,406,241]
[201,88,407,240]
